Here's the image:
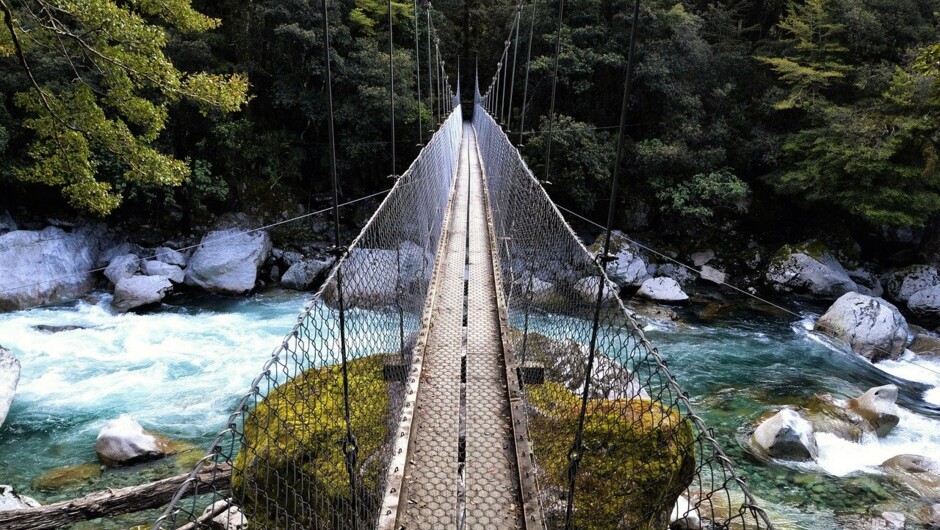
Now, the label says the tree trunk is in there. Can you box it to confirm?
[0,464,232,530]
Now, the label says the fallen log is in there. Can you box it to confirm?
[0,463,232,530]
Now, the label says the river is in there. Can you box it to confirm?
[1,289,939,528]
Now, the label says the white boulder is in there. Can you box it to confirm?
[908,286,940,319]
[203,500,248,530]
[104,253,140,285]
[669,495,702,530]
[111,276,173,313]
[95,414,172,467]
[185,229,272,295]
[636,277,689,303]
[574,276,619,304]
[750,408,818,461]
[885,265,940,304]
[0,484,40,511]
[765,241,858,299]
[0,225,105,310]
[0,346,20,429]
[848,385,900,437]
[142,260,185,283]
[815,292,909,362]
[280,259,331,291]
[153,246,188,267]
[593,231,649,287]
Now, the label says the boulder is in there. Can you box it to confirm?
[765,241,858,299]
[104,253,139,285]
[203,501,248,530]
[838,512,907,530]
[690,249,715,267]
[0,224,105,310]
[96,241,144,269]
[142,260,185,283]
[636,277,689,303]
[849,268,884,298]
[0,346,20,429]
[280,259,331,291]
[670,495,702,529]
[750,408,818,461]
[95,414,173,467]
[911,334,940,356]
[32,463,101,491]
[882,454,940,500]
[574,276,619,304]
[0,211,16,234]
[815,292,909,362]
[0,484,40,511]
[929,503,940,529]
[111,275,173,312]
[699,265,726,285]
[592,230,649,287]
[909,286,940,319]
[153,246,188,267]
[329,249,399,308]
[185,229,272,295]
[848,385,900,437]
[885,265,940,304]
[805,393,867,442]
[656,263,695,285]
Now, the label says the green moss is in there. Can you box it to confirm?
[32,463,102,491]
[770,240,832,268]
[527,382,696,530]
[233,355,391,529]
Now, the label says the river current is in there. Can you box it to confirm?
[1,289,939,528]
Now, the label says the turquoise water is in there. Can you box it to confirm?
[1,292,939,528]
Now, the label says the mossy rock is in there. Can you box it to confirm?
[232,355,393,529]
[527,382,696,530]
[32,463,102,491]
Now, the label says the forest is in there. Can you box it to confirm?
[0,0,938,258]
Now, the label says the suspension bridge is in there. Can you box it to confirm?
[146,0,775,527]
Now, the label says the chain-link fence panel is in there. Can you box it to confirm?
[474,86,773,530]
[152,107,463,530]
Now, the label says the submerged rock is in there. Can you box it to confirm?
[815,292,909,362]
[185,229,272,295]
[0,346,20,429]
[910,334,940,356]
[111,275,173,313]
[765,241,858,299]
[0,484,40,511]
[636,277,689,303]
[0,224,106,311]
[750,408,818,461]
[96,414,174,467]
[32,463,102,491]
[848,385,900,437]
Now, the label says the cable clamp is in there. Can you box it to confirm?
[595,252,618,265]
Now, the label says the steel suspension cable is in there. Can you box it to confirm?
[518,0,537,143]
[414,0,423,145]
[388,0,397,176]
[562,0,641,527]
[543,0,566,182]
[499,44,510,124]
[320,0,359,525]
[426,1,435,126]
[435,37,442,121]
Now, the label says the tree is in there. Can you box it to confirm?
[757,0,851,109]
[0,0,249,215]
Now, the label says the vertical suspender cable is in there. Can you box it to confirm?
[518,0,537,144]
[320,0,358,526]
[499,43,510,125]
[562,0,641,528]
[435,38,442,120]
[414,0,423,145]
[388,0,397,176]
[543,0,566,182]
[506,4,522,131]
[426,1,435,127]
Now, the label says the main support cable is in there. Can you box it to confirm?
[320,0,359,526]
[562,0,640,527]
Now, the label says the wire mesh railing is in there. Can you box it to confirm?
[473,93,774,529]
[153,105,462,530]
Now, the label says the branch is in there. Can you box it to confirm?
[0,463,232,530]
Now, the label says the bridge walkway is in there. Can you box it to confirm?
[396,121,525,529]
